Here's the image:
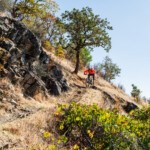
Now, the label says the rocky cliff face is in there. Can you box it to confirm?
[0,16,69,96]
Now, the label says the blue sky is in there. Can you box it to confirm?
[55,0,150,98]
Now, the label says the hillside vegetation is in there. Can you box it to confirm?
[0,1,149,149]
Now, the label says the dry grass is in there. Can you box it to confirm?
[1,107,56,149]
[3,127,20,135]
[44,49,74,73]
[0,48,148,149]
[0,78,59,149]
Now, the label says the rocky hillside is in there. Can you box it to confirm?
[0,16,69,96]
[46,50,145,113]
[0,16,147,149]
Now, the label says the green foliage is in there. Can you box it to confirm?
[95,56,121,82]
[11,0,58,40]
[42,40,52,51]
[55,45,65,58]
[130,106,150,121]
[66,47,92,68]
[12,0,58,18]
[80,48,92,67]
[54,103,150,150]
[41,130,68,150]
[131,84,141,101]
[60,7,112,73]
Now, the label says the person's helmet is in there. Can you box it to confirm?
[87,65,92,69]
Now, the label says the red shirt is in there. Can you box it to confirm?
[84,69,95,75]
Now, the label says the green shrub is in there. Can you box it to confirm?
[94,56,121,82]
[42,40,52,51]
[131,84,141,101]
[130,106,150,121]
[55,45,65,58]
[54,103,150,150]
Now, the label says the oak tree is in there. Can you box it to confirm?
[60,7,112,74]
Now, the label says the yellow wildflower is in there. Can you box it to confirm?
[87,130,94,139]
[73,144,79,150]
[43,132,51,138]
[48,144,56,150]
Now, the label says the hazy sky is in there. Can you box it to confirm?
[55,0,150,98]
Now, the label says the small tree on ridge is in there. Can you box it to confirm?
[95,56,121,82]
[60,7,112,74]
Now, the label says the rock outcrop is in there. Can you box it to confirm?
[0,16,69,96]
[122,101,138,113]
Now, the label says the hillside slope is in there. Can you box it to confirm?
[0,15,148,149]
[46,51,146,112]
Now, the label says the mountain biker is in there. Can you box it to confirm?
[84,67,95,86]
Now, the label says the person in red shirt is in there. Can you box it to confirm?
[84,67,95,85]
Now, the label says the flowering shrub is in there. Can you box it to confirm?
[130,106,150,121]
[54,103,150,150]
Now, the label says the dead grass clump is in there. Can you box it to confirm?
[3,127,20,135]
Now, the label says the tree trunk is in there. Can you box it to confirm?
[73,50,80,74]
[11,0,18,18]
